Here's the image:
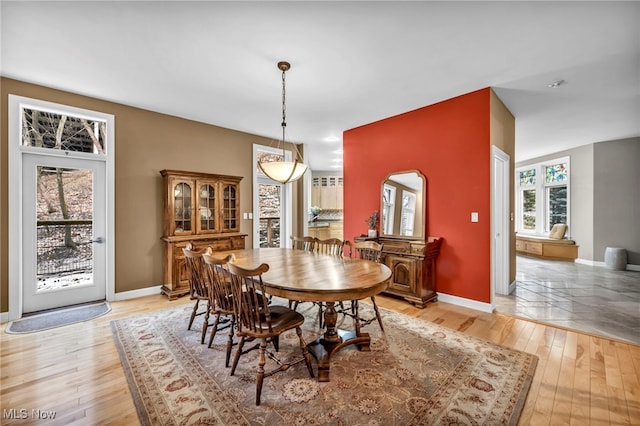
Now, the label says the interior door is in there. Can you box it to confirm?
[22,153,107,313]
[492,146,511,299]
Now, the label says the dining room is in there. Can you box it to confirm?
[2,2,640,425]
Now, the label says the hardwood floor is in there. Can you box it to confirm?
[1,294,639,425]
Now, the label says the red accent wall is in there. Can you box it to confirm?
[343,88,492,303]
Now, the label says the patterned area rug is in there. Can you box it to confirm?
[111,301,537,425]
[5,301,110,334]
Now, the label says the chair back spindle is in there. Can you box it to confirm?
[315,238,345,256]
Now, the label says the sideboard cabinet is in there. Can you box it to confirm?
[378,236,443,308]
[160,169,246,300]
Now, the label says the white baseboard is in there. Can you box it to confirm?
[0,312,8,324]
[575,258,639,271]
[113,285,163,301]
[575,258,604,267]
[437,292,493,313]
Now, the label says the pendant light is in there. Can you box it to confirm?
[257,61,308,184]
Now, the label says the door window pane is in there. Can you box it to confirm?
[36,167,94,292]
[259,183,281,247]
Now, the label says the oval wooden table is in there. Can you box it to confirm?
[218,247,392,382]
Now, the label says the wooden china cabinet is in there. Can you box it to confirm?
[160,169,246,300]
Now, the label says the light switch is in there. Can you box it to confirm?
[471,212,479,222]
[248,212,253,219]
[243,212,248,219]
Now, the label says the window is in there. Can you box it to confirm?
[516,157,570,235]
[21,107,107,155]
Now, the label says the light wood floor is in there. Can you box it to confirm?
[1,294,639,425]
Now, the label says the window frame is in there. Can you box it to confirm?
[515,156,570,237]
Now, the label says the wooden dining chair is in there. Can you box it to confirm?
[202,250,236,367]
[182,243,213,343]
[227,262,314,406]
[290,235,316,252]
[288,235,317,312]
[344,241,385,332]
[307,238,347,328]
[315,238,345,256]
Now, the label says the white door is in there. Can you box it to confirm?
[492,146,511,299]
[22,153,107,313]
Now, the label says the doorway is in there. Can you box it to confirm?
[253,144,293,248]
[22,154,107,312]
[8,95,115,320]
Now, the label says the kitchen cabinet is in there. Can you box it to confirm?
[311,176,343,210]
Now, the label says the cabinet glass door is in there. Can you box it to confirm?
[198,183,216,232]
[221,183,238,231]
[173,181,193,234]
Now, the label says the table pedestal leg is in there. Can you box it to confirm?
[306,301,371,382]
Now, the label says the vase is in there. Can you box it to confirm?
[367,229,377,238]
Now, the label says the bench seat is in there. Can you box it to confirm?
[515,234,578,261]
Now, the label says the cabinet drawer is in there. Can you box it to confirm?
[525,242,543,255]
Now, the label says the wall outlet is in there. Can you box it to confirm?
[471,212,479,222]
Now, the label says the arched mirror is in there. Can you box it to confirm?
[380,170,426,239]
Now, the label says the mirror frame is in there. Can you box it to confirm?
[380,169,426,240]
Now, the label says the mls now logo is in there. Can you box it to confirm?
[4,408,57,420]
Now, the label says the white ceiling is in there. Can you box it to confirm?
[2,1,638,171]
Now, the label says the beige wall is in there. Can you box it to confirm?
[490,90,516,283]
[1,78,302,312]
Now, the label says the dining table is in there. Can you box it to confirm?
[217,247,392,382]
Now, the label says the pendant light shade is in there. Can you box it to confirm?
[257,61,308,184]
[258,159,307,183]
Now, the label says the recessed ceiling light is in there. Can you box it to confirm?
[332,158,343,163]
[332,149,343,155]
[324,136,340,142]
[548,79,566,89]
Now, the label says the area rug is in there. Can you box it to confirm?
[5,301,111,334]
[111,301,537,425]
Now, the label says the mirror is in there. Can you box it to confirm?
[381,170,426,239]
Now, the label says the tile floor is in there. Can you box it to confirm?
[495,255,640,344]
